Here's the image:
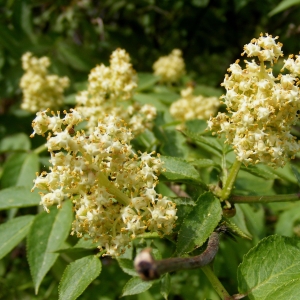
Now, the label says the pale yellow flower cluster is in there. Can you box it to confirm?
[76,48,156,134]
[20,52,69,112]
[208,34,300,167]
[153,49,185,82]
[31,109,177,256]
[170,86,219,123]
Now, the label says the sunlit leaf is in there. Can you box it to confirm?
[58,255,101,300]
[27,201,73,294]
[238,235,300,299]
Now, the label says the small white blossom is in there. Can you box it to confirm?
[208,34,300,168]
[31,110,177,256]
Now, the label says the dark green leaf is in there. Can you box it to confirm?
[160,156,203,184]
[57,42,91,71]
[58,255,101,300]
[121,277,153,297]
[176,192,222,255]
[0,215,35,260]
[238,235,300,299]
[0,186,40,210]
[27,201,73,294]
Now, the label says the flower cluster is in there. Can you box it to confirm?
[31,109,177,256]
[76,48,156,134]
[153,49,185,82]
[20,52,69,112]
[208,34,300,167]
[170,86,219,123]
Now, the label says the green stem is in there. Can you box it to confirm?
[201,265,232,300]
[33,144,47,155]
[230,193,300,203]
[97,172,131,206]
[220,160,242,201]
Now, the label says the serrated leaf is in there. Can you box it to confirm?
[1,152,39,188]
[238,235,300,300]
[121,277,153,297]
[176,192,222,255]
[58,255,101,300]
[160,273,171,300]
[117,258,138,276]
[190,158,219,169]
[0,133,31,152]
[0,215,35,260]
[161,156,203,183]
[27,201,73,294]
[0,186,40,210]
[221,217,252,240]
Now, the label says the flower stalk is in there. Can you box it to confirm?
[220,160,242,201]
[134,232,220,280]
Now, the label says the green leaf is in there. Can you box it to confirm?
[185,119,208,134]
[117,258,138,276]
[268,0,300,16]
[238,235,300,299]
[58,255,101,300]
[182,130,224,157]
[291,165,300,187]
[0,133,31,152]
[134,93,169,111]
[27,201,73,294]
[17,152,39,187]
[136,73,159,91]
[121,277,153,297]
[1,152,39,188]
[221,217,252,240]
[190,158,219,169]
[0,186,40,210]
[160,156,203,184]
[176,192,222,255]
[240,164,278,180]
[275,207,300,237]
[0,215,35,260]
[160,273,171,300]
[57,41,92,71]
[239,204,266,242]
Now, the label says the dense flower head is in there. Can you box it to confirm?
[31,109,177,256]
[170,86,219,123]
[20,52,69,112]
[76,48,156,134]
[153,49,185,82]
[208,34,300,168]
